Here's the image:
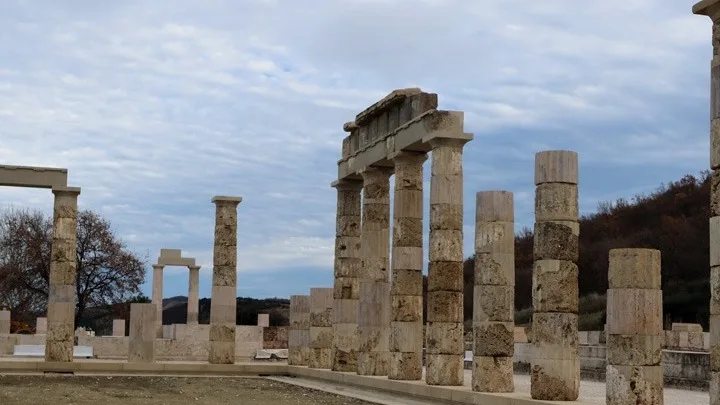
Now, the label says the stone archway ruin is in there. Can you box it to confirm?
[151,248,200,337]
[0,164,81,362]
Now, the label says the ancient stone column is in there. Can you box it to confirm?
[308,287,334,368]
[473,191,515,392]
[288,294,310,366]
[128,303,156,363]
[45,186,80,362]
[692,3,720,403]
[606,249,663,405]
[151,264,164,337]
[209,196,242,364]
[426,137,468,386]
[388,151,427,381]
[331,179,363,372]
[187,265,200,325]
[531,150,580,400]
[357,166,393,376]
[112,319,126,336]
[0,310,10,334]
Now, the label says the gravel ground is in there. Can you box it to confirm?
[0,375,376,405]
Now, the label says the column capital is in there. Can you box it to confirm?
[211,196,243,206]
[694,0,720,20]
[152,264,164,271]
[52,186,81,197]
[188,265,201,271]
[426,135,472,149]
[358,165,393,181]
[389,150,428,165]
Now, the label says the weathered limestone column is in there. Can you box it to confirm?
[531,150,580,400]
[288,294,310,365]
[0,310,10,334]
[151,264,164,337]
[36,317,47,334]
[128,303,156,363]
[112,319,126,336]
[209,195,242,364]
[606,249,663,405]
[45,186,80,362]
[426,137,468,386]
[357,166,393,376]
[388,151,427,380]
[473,191,515,392]
[331,179,363,372]
[692,3,720,403]
[308,287,334,368]
[187,265,200,325]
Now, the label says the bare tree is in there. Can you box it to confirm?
[0,208,147,325]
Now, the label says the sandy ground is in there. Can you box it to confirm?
[0,375,375,405]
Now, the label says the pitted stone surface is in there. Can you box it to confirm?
[533,221,579,261]
[473,321,514,357]
[535,183,579,221]
[426,353,463,386]
[532,260,579,313]
[534,150,578,185]
[608,249,662,289]
[606,289,663,335]
[289,295,310,366]
[475,253,514,286]
[472,356,514,393]
[531,357,580,400]
[473,285,513,322]
[606,364,664,405]
[606,334,663,366]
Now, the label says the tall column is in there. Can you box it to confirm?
[45,186,80,362]
[388,151,427,380]
[187,265,200,325]
[128,303,156,363]
[288,294,310,366]
[357,166,392,376]
[606,249,663,405]
[692,3,720,404]
[426,137,468,386]
[531,150,580,400]
[473,191,515,392]
[331,179,363,372]
[209,195,242,364]
[308,287,334,369]
[0,310,10,334]
[151,264,164,337]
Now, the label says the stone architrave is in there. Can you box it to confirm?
[388,151,427,381]
[692,3,720,403]
[112,319,126,337]
[331,179,363,372]
[308,288,334,369]
[0,310,10,334]
[187,265,200,325]
[289,295,311,365]
[606,249,663,405]
[357,166,393,376]
[128,303,156,363]
[426,137,469,386]
[209,196,242,364]
[473,191,515,392]
[151,264,164,337]
[45,186,80,362]
[531,150,580,400]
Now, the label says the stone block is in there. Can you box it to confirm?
[388,352,422,380]
[712,372,720,405]
[514,327,529,343]
[333,298,358,323]
[689,332,705,350]
[472,355,514,393]
[606,364,663,405]
[712,119,720,170]
[428,230,463,262]
[533,221,579,261]
[473,321,514,357]
[392,217,423,246]
[713,267,720,314]
[209,341,235,364]
[391,247,423,272]
[333,277,360,300]
[336,215,361,237]
[475,222,514,254]
[530,357,580,401]
[427,261,463,291]
[425,321,463,355]
[426,353,464,386]
[47,301,74,323]
[390,295,422,322]
[606,289,662,335]
[475,190,514,223]
[534,183,578,222]
[534,150,578,185]
[473,285,513,322]
[356,350,389,376]
[712,315,720,371]
[672,322,704,332]
[427,291,463,322]
[532,259,578,313]
[532,312,578,359]
[334,236,362,259]
[474,253,514,286]
[390,268,423,295]
[607,334,663,366]
[389,321,422,353]
[713,216,720,267]
[429,203,463,230]
[665,330,679,348]
[310,326,333,349]
[609,249,661,290]
[358,282,390,328]
[393,189,424,219]
[0,310,9,335]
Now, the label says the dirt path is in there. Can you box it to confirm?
[0,375,376,405]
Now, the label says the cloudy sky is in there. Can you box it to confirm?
[0,0,711,300]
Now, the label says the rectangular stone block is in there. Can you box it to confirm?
[0,310,9,335]
[712,371,720,405]
[358,281,390,327]
[309,326,333,349]
[209,341,235,364]
[288,329,310,347]
[530,357,580,401]
[428,230,464,262]
[534,150,578,185]
[392,217,423,246]
[333,298,358,323]
[427,291,463,322]
[390,268,423,295]
[606,334,663,366]
[532,312,578,360]
[713,267,720,314]
[391,248,423,272]
[672,322,704,332]
[390,295,422,322]
[356,350,389,376]
[713,119,720,171]
[532,259,578,313]
[430,175,463,205]
[389,321,422,353]
[606,289,662,335]
[689,331,705,350]
[47,301,75,323]
[712,216,720,267]
[475,190,514,223]
[609,249,661,290]
[606,364,663,405]
[388,352,422,381]
[333,277,359,300]
[533,221,579,262]
[473,321,514,357]
[473,285,513,322]
[336,215,361,237]
[472,355,514,393]
[534,183,578,222]
[425,321,463,355]
[427,261,463,291]
[475,253,514,286]
[334,236,362,259]
[475,222,514,254]
[393,189,423,219]
[36,317,47,334]
[429,203,463,230]
[426,353,464,386]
